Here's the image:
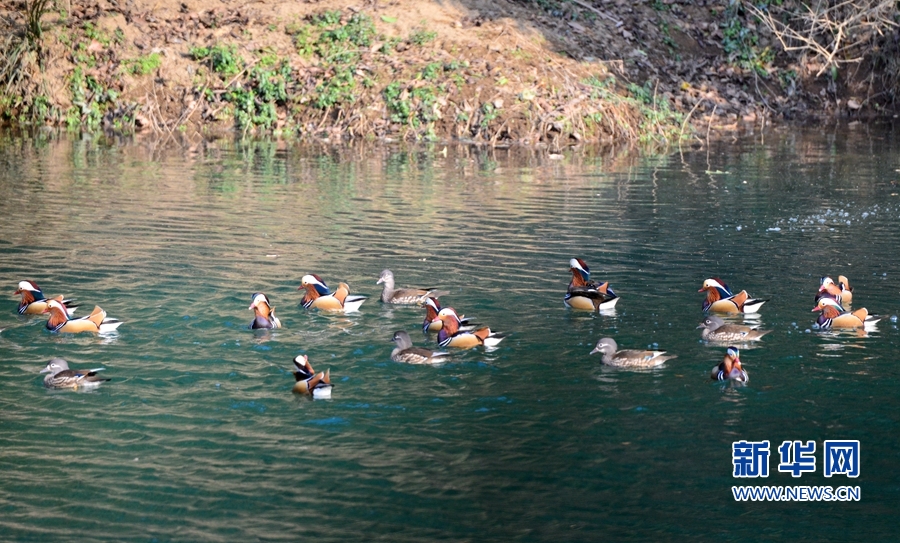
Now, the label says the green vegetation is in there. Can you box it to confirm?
[720,2,776,77]
[190,44,244,77]
[127,52,162,75]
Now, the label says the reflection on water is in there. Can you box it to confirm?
[0,127,899,540]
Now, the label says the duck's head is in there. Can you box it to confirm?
[698,315,725,330]
[15,280,40,295]
[376,269,394,285]
[813,296,844,313]
[40,358,69,374]
[725,346,740,366]
[249,292,273,312]
[391,330,413,349]
[294,354,313,377]
[299,274,330,295]
[699,277,728,293]
[818,276,842,296]
[43,299,68,315]
[590,337,618,356]
[435,307,460,323]
[569,258,591,283]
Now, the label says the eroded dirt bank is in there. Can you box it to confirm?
[0,0,895,145]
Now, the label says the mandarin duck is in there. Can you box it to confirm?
[433,307,505,349]
[699,278,767,313]
[589,337,676,368]
[40,358,110,389]
[697,316,770,343]
[14,280,78,316]
[290,354,333,398]
[390,330,450,364]
[248,292,281,329]
[564,258,619,311]
[710,346,749,382]
[298,274,367,313]
[43,299,123,333]
[812,297,879,329]
[377,269,448,305]
[421,297,475,333]
[817,275,853,306]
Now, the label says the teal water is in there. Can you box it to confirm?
[0,129,898,541]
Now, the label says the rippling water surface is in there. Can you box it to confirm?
[1,128,899,541]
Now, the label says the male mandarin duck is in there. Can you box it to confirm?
[390,330,450,364]
[377,269,448,305]
[589,337,676,368]
[421,297,474,333]
[710,346,749,382]
[43,299,123,333]
[433,307,505,349]
[564,258,619,311]
[697,316,770,343]
[817,275,853,305]
[290,354,333,398]
[812,297,879,329]
[248,292,281,329]
[698,278,767,313]
[40,358,110,389]
[14,280,78,316]
[298,274,367,313]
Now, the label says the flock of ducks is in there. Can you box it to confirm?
[13,262,880,395]
[564,259,879,383]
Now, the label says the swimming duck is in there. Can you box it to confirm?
[817,275,853,305]
[697,316,770,343]
[377,269,448,305]
[390,330,450,364]
[40,358,110,389]
[421,297,475,333]
[698,278,767,313]
[812,297,879,329]
[589,337,677,368]
[248,292,281,329]
[710,346,749,382]
[14,280,78,316]
[298,274,367,313]
[43,299,123,333]
[564,258,619,311]
[290,354,333,398]
[433,307,505,349]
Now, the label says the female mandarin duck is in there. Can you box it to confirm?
[812,297,879,329]
[710,346,749,382]
[589,337,676,368]
[697,316,770,343]
[698,278,767,313]
[40,358,110,389]
[290,354,333,398]
[248,292,281,329]
[421,297,474,333]
[43,299,123,333]
[377,269,448,305]
[14,280,78,316]
[817,276,853,305]
[391,330,450,364]
[564,258,619,311]
[298,274,367,313]
[433,307,505,348]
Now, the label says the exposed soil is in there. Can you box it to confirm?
[0,0,895,144]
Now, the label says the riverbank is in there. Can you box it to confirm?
[1,0,896,145]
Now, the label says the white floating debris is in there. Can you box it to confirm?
[767,227,781,232]
[736,225,742,231]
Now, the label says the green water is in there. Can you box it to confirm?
[0,129,898,541]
